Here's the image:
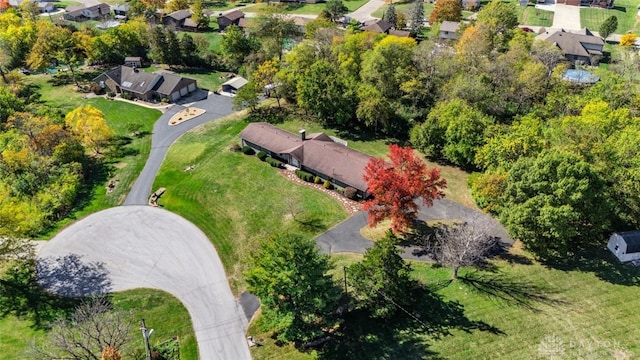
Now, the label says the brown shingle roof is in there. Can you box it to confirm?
[440,21,460,33]
[239,123,373,192]
[362,19,392,33]
[535,29,604,58]
[222,9,244,21]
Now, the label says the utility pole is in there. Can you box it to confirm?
[140,318,154,360]
[343,266,348,312]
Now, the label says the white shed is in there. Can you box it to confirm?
[607,231,640,263]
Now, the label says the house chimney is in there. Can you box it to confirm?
[299,129,306,141]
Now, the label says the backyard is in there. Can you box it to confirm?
[250,0,369,15]
[581,0,640,33]
[250,244,640,359]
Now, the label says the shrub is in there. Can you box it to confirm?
[107,91,115,98]
[314,176,322,184]
[120,93,133,100]
[266,157,283,168]
[90,84,104,95]
[344,186,357,200]
[242,146,255,155]
[323,180,333,190]
[230,143,242,152]
[295,170,314,182]
[257,151,267,161]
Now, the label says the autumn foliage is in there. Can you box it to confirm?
[429,0,462,25]
[0,0,9,11]
[363,144,447,233]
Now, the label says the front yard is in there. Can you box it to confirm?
[581,0,640,33]
[250,0,369,15]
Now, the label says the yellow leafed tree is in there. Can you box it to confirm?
[65,105,114,155]
[620,33,637,47]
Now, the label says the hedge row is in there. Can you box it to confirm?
[295,170,315,182]
[242,146,255,155]
[266,157,283,168]
[257,151,267,161]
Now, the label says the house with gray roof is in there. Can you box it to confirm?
[608,231,640,263]
[163,9,198,30]
[535,28,604,65]
[439,21,460,40]
[218,10,245,31]
[221,76,248,94]
[94,66,197,102]
[238,122,373,197]
[63,3,111,21]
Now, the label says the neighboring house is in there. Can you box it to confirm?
[557,0,612,7]
[360,19,410,37]
[462,0,480,10]
[94,66,197,102]
[63,3,111,21]
[535,28,604,65]
[291,16,311,34]
[221,76,248,94]
[124,56,142,67]
[439,21,460,40]
[163,9,194,30]
[38,2,54,13]
[361,19,393,34]
[113,3,130,20]
[608,231,640,263]
[217,10,245,31]
[238,122,373,197]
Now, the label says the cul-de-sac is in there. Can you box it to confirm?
[1,0,640,358]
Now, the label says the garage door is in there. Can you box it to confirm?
[171,92,180,101]
[188,83,196,92]
[180,87,188,96]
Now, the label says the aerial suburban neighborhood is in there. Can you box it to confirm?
[1,0,640,358]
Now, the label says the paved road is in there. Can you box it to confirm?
[346,0,385,22]
[316,198,512,260]
[124,94,234,205]
[38,206,252,360]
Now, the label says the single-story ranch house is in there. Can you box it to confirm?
[535,28,604,65]
[608,231,640,263]
[239,122,373,197]
[94,66,197,102]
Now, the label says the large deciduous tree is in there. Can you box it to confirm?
[221,25,257,71]
[498,150,610,259]
[349,232,416,318]
[297,59,353,126]
[32,297,132,360]
[65,105,114,155]
[429,215,499,280]
[245,233,340,344]
[323,0,348,22]
[428,0,461,24]
[363,144,447,233]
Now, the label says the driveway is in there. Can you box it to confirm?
[124,94,234,205]
[37,206,251,360]
[551,4,581,30]
[347,0,385,22]
[316,198,512,260]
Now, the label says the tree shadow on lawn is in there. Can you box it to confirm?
[318,289,502,360]
[542,246,640,287]
[458,271,567,313]
[0,254,111,329]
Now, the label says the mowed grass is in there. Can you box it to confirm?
[41,97,161,237]
[251,248,640,359]
[277,119,477,208]
[517,5,553,27]
[152,115,348,291]
[581,0,640,34]
[0,288,197,360]
[250,0,368,15]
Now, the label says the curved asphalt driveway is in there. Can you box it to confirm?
[125,94,234,205]
[38,206,251,360]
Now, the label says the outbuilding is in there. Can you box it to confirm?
[607,231,640,263]
[221,76,248,94]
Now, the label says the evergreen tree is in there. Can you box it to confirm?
[599,15,618,40]
[409,0,424,37]
[383,4,397,29]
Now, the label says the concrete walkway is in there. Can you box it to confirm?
[316,198,512,260]
[38,206,252,360]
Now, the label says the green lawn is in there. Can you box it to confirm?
[517,5,553,27]
[581,0,640,34]
[152,115,349,292]
[371,1,435,20]
[250,246,640,359]
[205,0,254,12]
[0,288,197,360]
[250,0,368,15]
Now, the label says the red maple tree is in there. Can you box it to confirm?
[0,0,9,11]
[363,144,447,233]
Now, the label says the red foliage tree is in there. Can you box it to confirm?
[363,144,447,233]
[0,0,9,11]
